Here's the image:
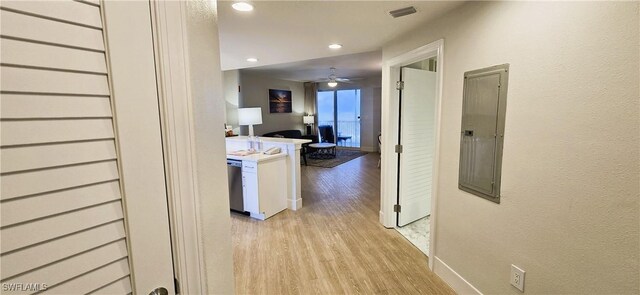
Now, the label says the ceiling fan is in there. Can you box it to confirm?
[315,67,358,87]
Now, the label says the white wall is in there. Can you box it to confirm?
[383,2,639,294]
[318,76,382,151]
[223,70,241,135]
[184,1,235,293]
[239,72,305,135]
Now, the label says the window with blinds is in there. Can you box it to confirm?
[1,1,133,294]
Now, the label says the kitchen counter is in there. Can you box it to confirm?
[226,135,311,147]
[226,136,310,210]
[226,152,287,163]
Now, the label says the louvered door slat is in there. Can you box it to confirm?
[0,0,102,28]
[1,220,126,280]
[2,240,128,290]
[1,67,109,95]
[1,181,121,226]
[1,140,117,173]
[0,9,104,51]
[1,161,119,201]
[48,259,131,294]
[89,276,132,295]
[0,94,112,119]
[1,119,114,146]
[0,3,134,292]
[0,201,124,253]
[0,38,107,73]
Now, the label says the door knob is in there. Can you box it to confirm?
[149,287,168,295]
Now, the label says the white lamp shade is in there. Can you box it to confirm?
[303,115,314,124]
[238,107,263,125]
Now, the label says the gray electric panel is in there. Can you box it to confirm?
[459,64,509,203]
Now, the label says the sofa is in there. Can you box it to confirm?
[262,130,317,165]
[262,130,304,139]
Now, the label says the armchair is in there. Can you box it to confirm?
[317,125,335,144]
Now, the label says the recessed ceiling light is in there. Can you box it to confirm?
[246,58,258,62]
[232,2,253,12]
[328,44,343,49]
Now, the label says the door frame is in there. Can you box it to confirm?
[380,39,444,269]
[147,1,231,294]
[148,1,204,294]
[101,1,177,293]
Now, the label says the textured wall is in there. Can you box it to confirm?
[223,70,241,135]
[184,1,235,293]
[383,2,639,293]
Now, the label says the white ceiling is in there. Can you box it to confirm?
[217,1,464,71]
[241,50,382,82]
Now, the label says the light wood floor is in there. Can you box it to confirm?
[230,153,455,294]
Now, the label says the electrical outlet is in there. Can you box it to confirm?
[510,264,525,292]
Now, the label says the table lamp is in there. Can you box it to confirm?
[303,115,314,135]
[238,107,263,136]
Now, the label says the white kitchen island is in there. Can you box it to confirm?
[226,136,311,211]
[227,153,287,220]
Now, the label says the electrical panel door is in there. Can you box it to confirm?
[459,64,509,203]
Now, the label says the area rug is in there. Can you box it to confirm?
[305,150,368,168]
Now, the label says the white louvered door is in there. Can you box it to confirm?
[397,67,437,227]
[0,1,175,294]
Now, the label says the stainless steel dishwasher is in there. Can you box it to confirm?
[227,159,246,214]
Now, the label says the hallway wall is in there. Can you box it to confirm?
[223,69,241,135]
[383,2,639,294]
[184,1,235,293]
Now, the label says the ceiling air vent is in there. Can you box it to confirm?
[389,6,417,18]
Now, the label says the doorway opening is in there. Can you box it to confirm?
[317,89,362,148]
[380,39,444,269]
[395,57,438,256]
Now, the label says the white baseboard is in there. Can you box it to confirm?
[360,146,378,152]
[288,197,302,210]
[379,211,393,228]
[433,256,483,295]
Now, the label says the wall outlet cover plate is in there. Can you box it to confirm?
[510,264,525,292]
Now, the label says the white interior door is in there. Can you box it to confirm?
[0,1,175,294]
[397,67,437,226]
